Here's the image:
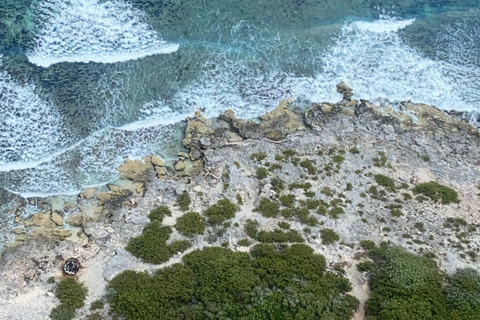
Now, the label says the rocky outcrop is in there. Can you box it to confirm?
[220,99,300,141]
[117,158,151,182]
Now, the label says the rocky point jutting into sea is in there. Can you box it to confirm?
[0,84,479,320]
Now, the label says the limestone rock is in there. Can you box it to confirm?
[65,213,83,226]
[32,212,54,227]
[53,229,72,238]
[175,160,186,171]
[117,158,151,182]
[94,206,104,215]
[182,110,215,150]
[51,212,63,226]
[150,156,165,167]
[221,100,299,141]
[96,192,112,205]
[79,187,96,199]
[336,81,353,100]
[155,166,167,177]
[193,185,202,193]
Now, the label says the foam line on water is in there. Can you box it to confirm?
[285,17,480,113]
[27,0,179,67]
[0,57,74,165]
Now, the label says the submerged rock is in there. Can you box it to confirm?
[117,158,151,182]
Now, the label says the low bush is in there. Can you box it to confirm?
[412,181,459,204]
[251,152,267,161]
[365,245,448,320]
[126,222,191,264]
[444,268,480,320]
[109,244,359,320]
[257,229,304,243]
[50,277,87,320]
[204,198,237,224]
[271,176,284,193]
[320,229,340,244]
[300,159,317,175]
[148,205,172,222]
[176,212,206,237]
[254,198,280,218]
[374,174,396,192]
[256,167,268,179]
[178,192,191,211]
[280,194,295,207]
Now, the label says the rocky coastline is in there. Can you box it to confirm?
[0,83,479,319]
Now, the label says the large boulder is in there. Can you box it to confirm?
[117,158,151,182]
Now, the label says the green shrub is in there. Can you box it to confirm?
[357,261,375,272]
[178,192,191,211]
[148,205,172,222]
[329,206,344,219]
[317,205,327,216]
[109,245,358,320]
[236,193,243,205]
[415,222,425,232]
[373,152,388,167]
[237,238,252,246]
[412,181,459,204]
[50,277,87,320]
[280,194,295,207]
[360,240,376,251]
[254,198,280,218]
[278,221,291,229]
[126,222,190,264]
[332,155,345,164]
[251,152,267,161]
[320,229,340,244]
[257,229,304,243]
[176,212,206,237]
[365,245,448,320]
[350,147,360,154]
[321,187,335,197]
[346,183,353,191]
[289,182,312,191]
[204,198,237,224]
[269,163,282,171]
[375,174,396,192]
[300,159,317,175]
[444,268,480,319]
[90,300,104,311]
[271,176,284,193]
[391,209,403,217]
[282,149,296,157]
[422,155,430,162]
[256,167,268,179]
[234,161,240,168]
[245,219,259,238]
[402,192,413,200]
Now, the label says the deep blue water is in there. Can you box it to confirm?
[0,0,479,246]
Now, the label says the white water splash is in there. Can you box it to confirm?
[27,0,179,67]
[288,17,480,112]
[0,57,73,169]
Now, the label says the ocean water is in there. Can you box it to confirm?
[0,0,479,247]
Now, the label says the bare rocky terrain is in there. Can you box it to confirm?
[1,84,479,320]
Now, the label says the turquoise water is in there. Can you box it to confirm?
[0,0,479,245]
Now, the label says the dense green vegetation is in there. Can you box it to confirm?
[50,277,87,320]
[178,192,192,211]
[256,167,268,179]
[254,198,280,218]
[204,198,237,225]
[412,181,459,204]
[374,174,396,192]
[126,221,191,264]
[148,205,172,222]
[109,245,359,320]
[176,212,206,237]
[364,244,480,320]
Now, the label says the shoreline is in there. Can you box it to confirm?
[1,83,479,319]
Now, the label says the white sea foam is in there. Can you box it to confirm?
[0,58,73,168]
[27,0,179,67]
[286,17,480,112]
